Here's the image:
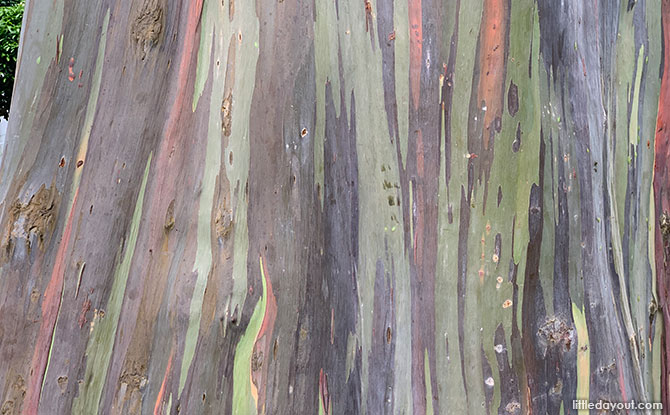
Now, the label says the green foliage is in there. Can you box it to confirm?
[0,0,24,119]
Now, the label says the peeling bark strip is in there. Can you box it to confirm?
[0,0,667,413]
[654,0,670,410]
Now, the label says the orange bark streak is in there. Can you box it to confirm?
[153,349,174,415]
[477,0,508,148]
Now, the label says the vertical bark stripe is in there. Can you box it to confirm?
[71,153,152,415]
[477,0,508,140]
[23,188,78,415]
[408,0,422,110]
[653,1,670,411]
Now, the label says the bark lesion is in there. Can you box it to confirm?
[661,212,670,268]
[130,0,165,60]
[119,361,148,391]
[164,199,175,231]
[221,93,233,137]
[536,315,575,354]
[0,374,25,415]
[214,197,234,241]
[661,212,670,241]
[2,184,59,261]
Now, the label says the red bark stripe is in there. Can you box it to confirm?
[408,0,422,110]
[160,0,204,164]
[23,189,79,415]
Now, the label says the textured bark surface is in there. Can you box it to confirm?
[0,0,668,414]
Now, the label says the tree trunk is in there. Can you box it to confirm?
[0,0,668,414]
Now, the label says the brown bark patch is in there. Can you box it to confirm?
[3,184,60,259]
[164,199,175,231]
[78,298,92,328]
[57,376,68,394]
[214,199,233,240]
[119,362,148,391]
[1,374,25,415]
[130,0,164,60]
[251,350,263,372]
[0,401,13,415]
[221,93,233,137]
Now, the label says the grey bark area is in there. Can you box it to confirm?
[0,0,667,414]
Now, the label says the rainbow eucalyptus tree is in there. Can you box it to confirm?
[0,0,669,414]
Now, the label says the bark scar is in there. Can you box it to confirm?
[3,184,60,260]
[130,0,164,60]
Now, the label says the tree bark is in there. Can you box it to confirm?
[0,0,667,414]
